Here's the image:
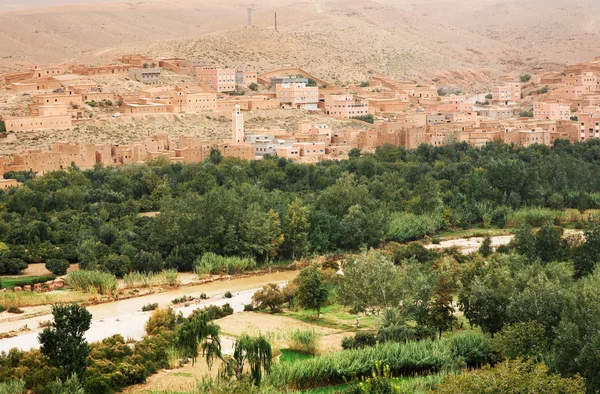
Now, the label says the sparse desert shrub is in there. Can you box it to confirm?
[224,291,233,299]
[7,306,24,314]
[141,303,159,312]
[243,304,254,312]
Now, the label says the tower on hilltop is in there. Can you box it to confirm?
[232,104,244,143]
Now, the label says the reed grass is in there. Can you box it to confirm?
[0,291,90,309]
[193,253,257,276]
[286,328,321,356]
[67,270,118,296]
[505,207,564,227]
[265,333,490,390]
[0,379,25,394]
[123,269,179,288]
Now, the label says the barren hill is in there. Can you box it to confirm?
[0,0,599,89]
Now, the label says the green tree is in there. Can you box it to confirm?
[492,321,547,361]
[176,313,221,366]
[337,249,401,327]
[572,223,600,277]
[48,374,85,394]
[220,334,272,385]
[249,82,259,91]
[209,148,223,165]
[478,235,493,257]
[459,258,514,335]
[296,264,329,317]
[39,304,92,381]
[433,359,585,394]
[132,251,163,273]
[284,198,310,259]
[348,148,361,159]
[428,257,459,338]
[534,224,567,264]
[239,205,284,260]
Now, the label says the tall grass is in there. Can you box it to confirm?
[387,212,444,243]
[505,207,564,227]
[265,333,491,390]
[123,270,179,288]
[0,291,90,309]
[166,346,182,369]
[0,379,25,394]
[193,253,257,276]
[286,328,321,356]
[67,270,118,296]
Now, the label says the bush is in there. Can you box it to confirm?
[102,254,130,278]
[171,295,193,305]
[506,207,563,227]
[519,74,531,83]
[243,304,254,311]
[132,251,164,274]
[45,259,70,276]
[537,86,549,95]
[287,329,320,356]
[342,332,377,350]
[352,114,375,124]
[249,82,259,91]
[66,270,118,296]
[252,283,285,312]
[193,253,257,275]
[7,306,24,314]
[377,324,436,344]
[141,303,159,312]
[224,291,233,299]
[188,303,234,321]
[0,306,5,312]
[433,360,585,394]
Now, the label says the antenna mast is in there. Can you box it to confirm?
[275,12,278,32]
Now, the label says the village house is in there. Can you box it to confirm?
[276,81,319,110]
[72,64,133,76]
[492,82,521,106]
[323,94,369,118]
[235,70,258,87]
[196,66,236,92]
[128,68,161,84]
[533,102,572,121]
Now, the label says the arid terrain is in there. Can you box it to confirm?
[1,0,599,89]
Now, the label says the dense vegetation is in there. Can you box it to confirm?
[5,141,600,392]
[1,140,600,276]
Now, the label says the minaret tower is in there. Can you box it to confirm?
[232,104,244,143]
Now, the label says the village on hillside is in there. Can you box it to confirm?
[0,54,599,183]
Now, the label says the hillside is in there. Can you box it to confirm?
[0,0,569,90]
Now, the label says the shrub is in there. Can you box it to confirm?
[537,86,549,95]
[252,283,284,312]
[45,259,70,276]
[171,295,193,305]
[187,304,234,321]
[519,74,532,83]
[224,291,233,299]
[287,329,320,356]
[352,114,375,124]
[7,306,24,314]
[142,303,159,312]
[377,324,436,344]
[66,270,118,296]
[249,82,259,91]
[342,332,377,350]
[0,306,5,312]
[132,251,164,273]
[243,304,254,311]
[506,207,564,227]
[102,254,131,278]
[199,293,208,300]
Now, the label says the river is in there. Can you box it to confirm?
[0,271,297,353]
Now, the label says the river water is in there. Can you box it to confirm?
[0,271,297,353]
